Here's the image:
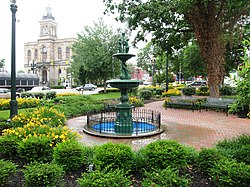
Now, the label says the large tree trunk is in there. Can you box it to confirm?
[186,2,226,98]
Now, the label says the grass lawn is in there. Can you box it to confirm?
[0,108,36,121]
[86,92,120,100]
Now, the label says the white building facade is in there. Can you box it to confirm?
[24,6,75,87]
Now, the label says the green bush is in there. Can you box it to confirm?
[21,92,33,98]
[23,162,65,187]
[94,142,135,171]
[0,134,20,156]
[0,159,17,186]
[210,158,250,187]
[50,85,64,89]
[77,168,131,187]
[139,89,153,100]
[155,87,164,95]
[215,134,250,164]
[196,86,210,96]
[182,87,196,96]
[196,148,223,174]
[53,140,89,172]
[45,91,57,99]
[0,121,12,134]
[220,85,236,96]
[140,140,191,170]
[142,167,190,187]
[17,135,53,163]
[32,92,45,99]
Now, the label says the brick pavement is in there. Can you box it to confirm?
[66,101,250,150]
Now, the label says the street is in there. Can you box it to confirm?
[50,88,102,95]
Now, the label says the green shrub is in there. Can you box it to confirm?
[0,159,17,186]
[210,158,250,187]
[220,85,236,96]
[142,167,190,187]
[50,85,64,89]
[196,86,210,96]
[0,121,12,133]
[182,87,196,96]
[21,92,33,98]
[155,87,164,95]
[139,89,153,100]
[53,140,89,172]
[140,140,191,170]
[17,135,53,163]
[32,92,45,99]
[196,148,223,174]
[0,134,20,156]
[215,134,250,164]
[45,91,57,99]
[23,162,65,187]
[77,168,131,187]
[94,142,135,171]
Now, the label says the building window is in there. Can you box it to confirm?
[34,49,38,61]
[58,47,62,59]
[66,46,70,58]
[27,50,31,63]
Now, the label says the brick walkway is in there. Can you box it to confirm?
[66,101,250,150]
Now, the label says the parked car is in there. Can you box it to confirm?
[27,86,51,92]
[76,84,97,91]
[187,80,207,87]
[0,88,21,98]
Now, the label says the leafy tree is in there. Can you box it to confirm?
[0,59,5,69]
[103,0,250,97]
[71,18,121,88]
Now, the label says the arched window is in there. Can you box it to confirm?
[66,46,70,58]
[34,49,38,61]
[27,50,31,63]
[58,47,62,59]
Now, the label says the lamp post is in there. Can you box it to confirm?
[151,57,156,85]
[165,53,169,92]
[31,59,36,74]
[9,0,18,119]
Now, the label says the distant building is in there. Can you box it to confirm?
[24,5,75,87]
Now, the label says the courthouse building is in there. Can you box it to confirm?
[24,6,75,87]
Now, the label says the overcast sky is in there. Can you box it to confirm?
[0,0,139,72]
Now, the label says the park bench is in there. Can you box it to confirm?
[199,97,235,116]
[165,96,201,112]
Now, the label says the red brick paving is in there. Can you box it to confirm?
[66,101,250,150]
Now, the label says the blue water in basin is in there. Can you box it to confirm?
[92,122,156,134]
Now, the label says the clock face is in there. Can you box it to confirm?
[43,47,47,53]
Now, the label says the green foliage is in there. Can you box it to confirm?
[182,87,196,96]
[93,142,135,171]
[215,134,250,164]
[155,87,164,95]
[71,18,121,84]
[142,167,190,187]
[17,135,53,163]
[23,162,65,187]
[139,89,153,100]
[0,159,17,186]
[0,135,20,156]
[196,86,210,96]
[45,91,57,99]
[210,158,250,187]
[53,140,89,172]
[196,148,223,174]
[77,168,131,187]
[32,92,45,99]
[140,140,192,170]
[0,121,12,134]
[21,92,33,98]
[220,85,236,96]
[229,40,250,113]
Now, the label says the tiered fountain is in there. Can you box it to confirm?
[83,33,163,138]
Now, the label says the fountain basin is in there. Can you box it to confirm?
[107,79,141,89]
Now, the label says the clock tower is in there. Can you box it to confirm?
[24,5,75,87]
